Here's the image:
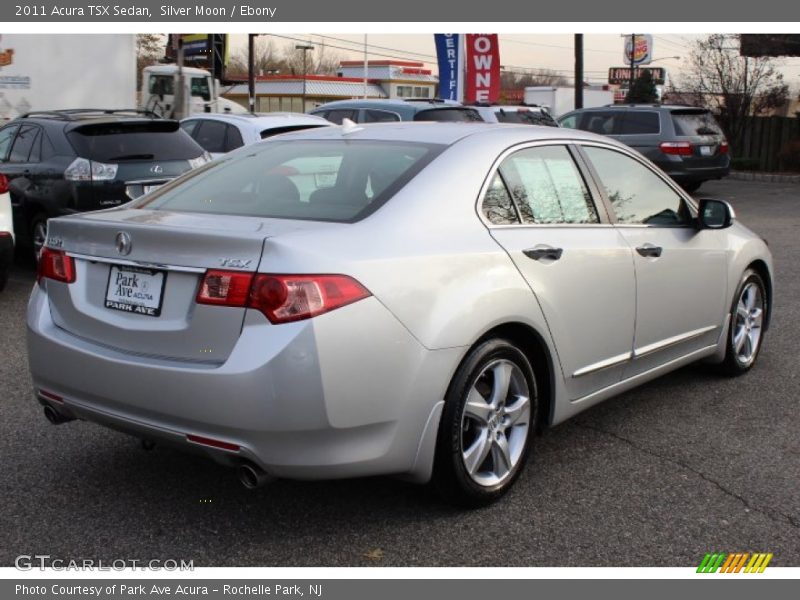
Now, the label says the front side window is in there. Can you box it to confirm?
[583,146,691,226]
[323,109,358,125]
[497,145,599,225]
[191,77,212,102]
[580,111,619,135]
[364,109,401,123]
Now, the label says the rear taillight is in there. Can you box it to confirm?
[659,141,694,156]
[250,274,371,323]
[37,248,76,284]
[196,271,371,324]
[64,157,118,182]
[195,270,253,306]
[0,173,9,194]
[719,141,729,154]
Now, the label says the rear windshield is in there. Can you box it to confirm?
[413,108,483,122]
[134,140,444,223]
[494,110,558,127]
[671,110,724,137]
[67,122,204,162]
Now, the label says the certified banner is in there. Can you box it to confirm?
[434,34,463,101]
[465,33,500,103]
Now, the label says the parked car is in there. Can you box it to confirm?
[467,104,559,127]
[558,104,730,192]
[181,113,332,158]
[28,123,772,506]
[0,109,210,257]
[310,99,483,123]
[0,174,13,291]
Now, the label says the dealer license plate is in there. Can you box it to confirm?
[105,265,166,317]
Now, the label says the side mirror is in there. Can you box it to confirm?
[697,198,735,230]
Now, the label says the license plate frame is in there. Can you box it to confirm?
[104,265,167,317]
[699,145,713,156]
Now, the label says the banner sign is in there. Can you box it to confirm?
[434,34,463,101]
[465,33,500,103]
[608,66,666,85]
[623,34,653,66]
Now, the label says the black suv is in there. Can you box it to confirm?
[0,109,208,256]
[558,104,730,192]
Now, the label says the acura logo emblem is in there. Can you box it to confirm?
[115,232,132,255]
[150,165,163,174]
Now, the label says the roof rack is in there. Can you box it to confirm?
[20,108,162,120]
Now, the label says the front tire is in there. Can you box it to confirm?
[719,269,767,376]
[433,339,538,507]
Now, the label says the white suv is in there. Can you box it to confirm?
[468,104,558,127]
[181,113,332,158]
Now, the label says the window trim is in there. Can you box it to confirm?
[573,141,698,228]
[475,139,613,229]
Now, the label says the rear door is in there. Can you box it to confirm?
[482,143,636,400]
[616,110,662,162]
[579,143,728,376]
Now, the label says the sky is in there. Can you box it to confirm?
[227,33,800,91]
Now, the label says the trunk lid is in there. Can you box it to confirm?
[43,209,327,363]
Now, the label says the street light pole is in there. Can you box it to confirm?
[295,44,314,112]
[248,34,256,113]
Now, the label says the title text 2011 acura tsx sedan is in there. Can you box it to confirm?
[27,122,773,506]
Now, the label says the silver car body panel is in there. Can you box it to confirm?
[27,122,774,482]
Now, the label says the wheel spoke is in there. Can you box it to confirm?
[491,434,512,475]
[733,327,747,353]
[464,387,492,425]
[744,285,757,311]
[463,429,492,475]
[489,362,513,408]
[503,395,530,427]
[736,303,749,322]
[742,332,753,359]
[747,329,759,356]
[750,307,764,323]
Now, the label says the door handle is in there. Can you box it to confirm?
[523,246,563,261]
[636,244,663,258]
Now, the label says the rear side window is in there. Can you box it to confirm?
[0,125,19,160]
[364,109,401,123]
[481,173,519,225]
[497,145,599,225]
[321,109,358,124]
[135,140,443,223]
[671,110,724,136]
[8,125,39,163]
[580,112,619,135]
[619,112,660,135]
[414,108,482,122]
[193,120,228,154]
[67,121,203,161]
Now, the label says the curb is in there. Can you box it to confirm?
[729,171,800,183]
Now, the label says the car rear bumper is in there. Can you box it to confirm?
[654,157,731,184]
[27,285,460,482]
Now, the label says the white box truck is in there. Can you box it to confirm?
[0,34,137,120]
[524,86,615,118]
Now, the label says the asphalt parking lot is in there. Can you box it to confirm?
[0,178,798,568]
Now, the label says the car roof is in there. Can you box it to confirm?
[258,120,627,147]
[182,112,331,128]
[567,104,709,113]
[311,99,470,113]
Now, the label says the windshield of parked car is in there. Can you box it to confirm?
[494,109,558,127]
[671,110,724,137]
[134,140,444,223]
[413,108,483,122]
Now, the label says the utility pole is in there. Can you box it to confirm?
[295,44,314,112]
[629,33,637,101]
[574,34,584,109]
[248,33,256,113]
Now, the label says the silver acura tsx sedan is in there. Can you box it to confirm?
[27,122,772,505]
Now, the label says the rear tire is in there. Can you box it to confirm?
[719,269,767,376]
[433,338,537,507]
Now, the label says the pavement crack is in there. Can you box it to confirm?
[574,421,799,530]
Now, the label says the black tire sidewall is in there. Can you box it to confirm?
[434,338,538,506]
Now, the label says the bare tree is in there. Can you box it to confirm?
[226,37,283,79]
[280,42,342,76]
[136,34,165,89]
[678,34,788,152]
[501,69,569,90]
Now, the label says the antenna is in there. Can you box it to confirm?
[341,118,363,135]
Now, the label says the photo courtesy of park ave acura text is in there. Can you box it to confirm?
[0,30,798,568]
